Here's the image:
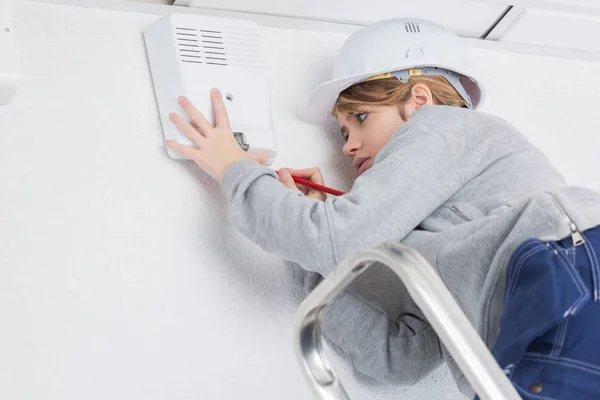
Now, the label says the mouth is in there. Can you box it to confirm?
[353,157,371,176]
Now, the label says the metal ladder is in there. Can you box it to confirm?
[293,242,521,400]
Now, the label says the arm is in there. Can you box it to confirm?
[321,289,444,385]
[221,122,465,275]
[297,264,444,385]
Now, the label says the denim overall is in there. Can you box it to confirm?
[476,225,600,399]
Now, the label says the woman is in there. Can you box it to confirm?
[167,18,600,399]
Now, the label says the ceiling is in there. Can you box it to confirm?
[124,0,600,54]
[133,0,174,4]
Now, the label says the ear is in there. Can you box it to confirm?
[410,83,434,109]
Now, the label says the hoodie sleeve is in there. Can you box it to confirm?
[221,121,465,276]
[321,289,444,385]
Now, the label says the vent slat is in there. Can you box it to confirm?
[175,25,265,67]
[404,21,421,33]
[213,36,260,42]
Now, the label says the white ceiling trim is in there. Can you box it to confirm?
[481,1,534,40]
[529,0,600,15]
[472,0,530,4]
[27,0,600,63]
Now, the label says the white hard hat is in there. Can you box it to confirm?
[305,18,485,124]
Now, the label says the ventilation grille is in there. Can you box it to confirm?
[404,22,421,33]
[175,26,266,68]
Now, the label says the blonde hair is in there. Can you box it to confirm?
[333,75,467,119]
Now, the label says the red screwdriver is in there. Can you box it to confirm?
[274,170,346,196]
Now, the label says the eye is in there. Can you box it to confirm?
[356,113,368,124]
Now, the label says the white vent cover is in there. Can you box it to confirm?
[0,0,21,105]
[144,14,276,162]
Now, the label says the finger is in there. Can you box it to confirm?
[166,140,198,158]
[287,167,325,185]
[307,191,327,202]
[307,186,324,198]
[283,172,307,194]
[169,113,207,146]
[210,88,232,131]
[247,152,269,164]
[277,168,300,191]
[177,96,212,134]
[296,183,309,195]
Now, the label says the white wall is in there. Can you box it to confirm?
[1,2,599,400]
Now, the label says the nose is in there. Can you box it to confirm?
[343,131,362,157]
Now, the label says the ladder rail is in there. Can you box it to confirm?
[293,242,521,400]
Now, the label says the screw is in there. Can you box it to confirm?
[5,28,10,33]
[225,93,233,101]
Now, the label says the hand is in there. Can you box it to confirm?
[278,167,327,201]
[166,89,268,183]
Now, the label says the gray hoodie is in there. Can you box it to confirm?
[221,105,600,398]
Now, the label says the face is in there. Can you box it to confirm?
[336,84,434,176]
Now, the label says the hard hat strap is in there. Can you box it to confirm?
[362,67,473,109]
